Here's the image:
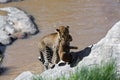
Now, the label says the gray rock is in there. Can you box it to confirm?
[41,64,74,79]
[0,0,23,3]
[0,7,38,45]
[0,50,3,66]
[0,0,10,3]
[0,30,11,45]
[78,21,120,76]
[15,71,33,80]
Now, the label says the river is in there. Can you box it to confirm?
[0,0,120,80]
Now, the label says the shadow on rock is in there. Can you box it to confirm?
[0,67,9,76]
[70,45,93,67]
[58,62,66,66]
[0,45,6,54]
[29,15,40,34]
[0,45,6,68]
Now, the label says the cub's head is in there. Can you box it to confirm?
[56,26,72,42]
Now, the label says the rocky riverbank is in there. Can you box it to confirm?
[15,21,120,80]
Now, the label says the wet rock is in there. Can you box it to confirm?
[0,7,38,45]
[0,0,10,3]
[0,50,3,65]
[15,71,33,80]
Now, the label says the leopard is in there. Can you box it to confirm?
[38,26,72,70]
[58,38,72,64]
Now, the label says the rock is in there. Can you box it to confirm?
[0,7,38,45]
[14,71,34,80]
[0,0,23,3]
[0,50,3,66]
[41,64,74,79]
[78,20,120,75]
[0,0,10,3]
[0,30,12,45]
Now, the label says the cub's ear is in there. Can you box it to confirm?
[56,29,60,32]
[67,26,69,29]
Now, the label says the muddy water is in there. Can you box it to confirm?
[0,0,120,80]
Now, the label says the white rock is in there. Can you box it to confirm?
[78,20,120,75]
[41,64,74,79]
[15,71,33,80]
[5,25,16,34]
[0,16,7,29]
[0,7,37,34]
[0,30,11,45]
[0,0,10,3]
[0,7,38,45]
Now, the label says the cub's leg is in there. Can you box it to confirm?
[42,47,54,70]
[46,47,55,69]
[51,48,60,66]
[42,50,49,70]
[38,51,44,64]
[38,50,48,70]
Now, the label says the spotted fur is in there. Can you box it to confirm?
[58,38,72,64]
[38,26,72,70]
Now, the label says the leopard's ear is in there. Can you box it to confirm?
[56,29,60,32]
[66,26,69,29]
[56,29,62,38]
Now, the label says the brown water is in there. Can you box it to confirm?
[0,0,120,80]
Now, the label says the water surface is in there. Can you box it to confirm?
[0,0,120,80]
